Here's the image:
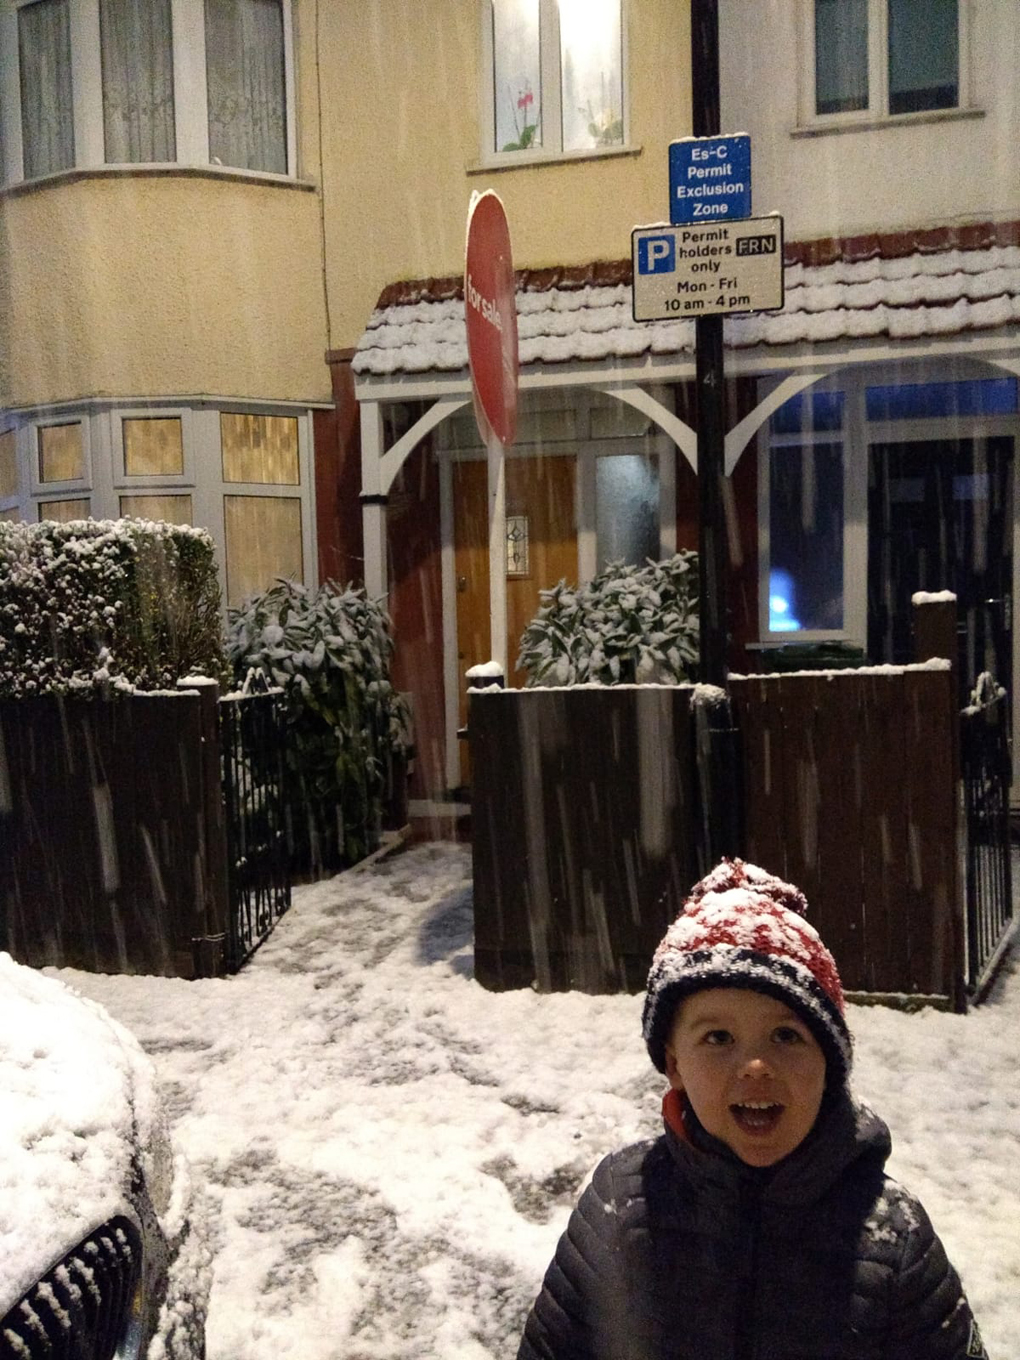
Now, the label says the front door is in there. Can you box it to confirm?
[453,454,577,783]
[867,437,1014,695]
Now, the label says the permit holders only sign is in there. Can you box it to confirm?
[631,216,784,322]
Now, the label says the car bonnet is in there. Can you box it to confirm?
[0,951,162,1314]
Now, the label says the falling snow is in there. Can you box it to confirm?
[25,843,1017,1359]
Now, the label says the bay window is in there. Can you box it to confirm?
[0,0,294,185]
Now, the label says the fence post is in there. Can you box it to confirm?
[178,678,228,978]
[693,685,744,875]
[912,597,967,1012]
[912,594,958,669]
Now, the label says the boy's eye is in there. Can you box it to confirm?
[703,1029,733,1046]
[773,1025,805,1044]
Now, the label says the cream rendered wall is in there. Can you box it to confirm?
[718,0,1020,241]
[308,0,693,350]
[0,174,330,410]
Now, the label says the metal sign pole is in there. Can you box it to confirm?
[487,428,508,673]
[692,0,728,688]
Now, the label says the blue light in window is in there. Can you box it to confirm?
[770,390,844,435]
[866,377,1018,421]
[769,569,802,632]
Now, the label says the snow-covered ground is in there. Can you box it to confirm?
[52,843,1019,1359]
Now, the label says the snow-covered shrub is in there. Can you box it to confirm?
[517,552,699,686]
[226,578,410,872]
[0,519,224,697]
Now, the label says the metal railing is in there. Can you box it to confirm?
[219,688,291,971]
[960,673,1015,998]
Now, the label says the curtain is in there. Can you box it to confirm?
[19,0,74,178]
[100,0,175,162]
[205,0,286,173]
[814,0,869,115]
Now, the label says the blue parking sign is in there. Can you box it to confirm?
[637,235,675,274]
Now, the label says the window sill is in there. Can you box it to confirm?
[790,105,985,139]
[467,143,642,174]
[0,162,317,199]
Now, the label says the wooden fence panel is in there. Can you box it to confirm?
[732,667,961,1001]
[0,694,206,976]
[471,687,699,993]
[857,674,912,991]
[731,674,790,879]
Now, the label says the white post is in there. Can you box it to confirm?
[360,401,387,599]
[487,429,507,673]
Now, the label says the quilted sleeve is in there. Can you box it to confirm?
[516,1153,631,1360]
[886,1196,989,1359]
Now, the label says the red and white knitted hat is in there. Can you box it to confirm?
[642,859,852,1084]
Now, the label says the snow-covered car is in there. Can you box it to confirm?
[0,952,210,1358]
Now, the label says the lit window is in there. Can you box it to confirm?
[100,0,175,162]
[120,493,192,523]
[205,0,287,174]
[19,0,74,178]
[764,392,846,636]
[485,0,625,159]
[812,0,959,120]
[38,423,84,484]
[596,454,659,570]
[1,0,294,184]
[221,413,299,485]
[0,431,18,500]
[506,514,530,577]
[123,417,184,477]
[224,495,302,606]
[39,497,91,522]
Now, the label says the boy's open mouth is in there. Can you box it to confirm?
[730,1101,783,1133]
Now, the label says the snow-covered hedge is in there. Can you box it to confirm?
[0,519,224,697]
[517,552,699,686]
[226,578,410,872]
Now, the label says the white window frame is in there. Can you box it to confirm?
[478,0,631,168]
[797,0,972,130]
[0,422,29,522]
[30,414,94,498]
[109,407,198,490]
[0,0,296,187]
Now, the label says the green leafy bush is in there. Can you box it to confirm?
[226,578,410,873]
[517,552,699,686]
[0,518,224,697]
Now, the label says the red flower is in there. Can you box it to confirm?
[517,90,534,110]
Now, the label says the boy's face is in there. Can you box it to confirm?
[664,987,827,1167]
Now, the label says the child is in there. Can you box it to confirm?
[517,858,988,1359]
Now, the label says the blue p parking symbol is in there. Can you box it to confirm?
[638,235,675,274]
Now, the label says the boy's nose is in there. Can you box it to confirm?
[740,1054,774,1079]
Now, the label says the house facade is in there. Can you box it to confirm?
[1,1,1017,808]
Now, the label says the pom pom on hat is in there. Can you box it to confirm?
[642,859,852,1085]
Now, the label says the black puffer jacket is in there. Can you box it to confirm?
[518,1093,987,1359]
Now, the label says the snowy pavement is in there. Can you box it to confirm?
[52,843,1019,1359]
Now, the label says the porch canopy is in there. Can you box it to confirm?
[353,218,1020,600]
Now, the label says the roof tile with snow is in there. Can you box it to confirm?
[352,220,1020,379]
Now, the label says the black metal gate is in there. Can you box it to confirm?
[219,689,291,971]
[960,673,1016,999]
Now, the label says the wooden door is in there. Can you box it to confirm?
[453,454,577,781]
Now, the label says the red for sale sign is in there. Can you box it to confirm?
[464,191,519,448]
